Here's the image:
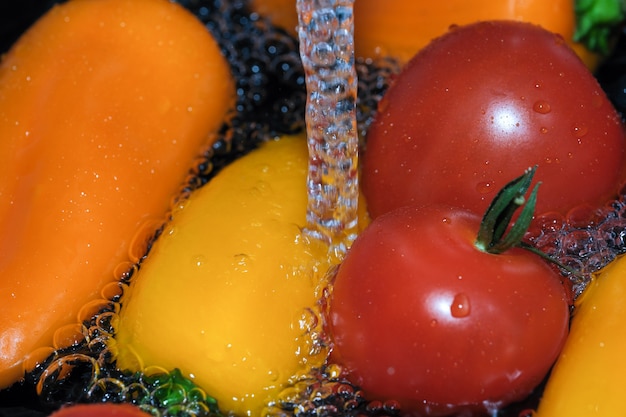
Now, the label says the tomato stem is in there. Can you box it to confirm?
[518,241,582,276]
[474,166,584,278]
[475,166,538,254]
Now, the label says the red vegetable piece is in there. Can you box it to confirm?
[362,20,626,219]
[49,404,151,417]
[328,204,570,416]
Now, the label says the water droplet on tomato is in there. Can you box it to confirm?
[572,125,588,138]
[430,319,438,327]
[540,127,548,134]
[450,293,471,318]
[533,100,551,114]
[475,181,493,194]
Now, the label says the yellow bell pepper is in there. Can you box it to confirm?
[114,135,369,416]
[536,254,626,416]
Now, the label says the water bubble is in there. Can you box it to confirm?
[22,346,56,375]
[87,377,126,401]
[384,399,402,412]
[37,353,100,399]
[77,299,117,323]
[366,400,383,412]
[310,9,337,42]
[566,204,601,228]
[95,311,118,335]
[311,42,335,66]
[128,218,163,263]
[101,280,125,300]
[121,382,150,403]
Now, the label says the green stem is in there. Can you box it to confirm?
[518,242,582,277]
[474,166,584,279]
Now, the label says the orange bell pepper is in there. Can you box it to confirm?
[250,0,598,67]
[0,0,233,388]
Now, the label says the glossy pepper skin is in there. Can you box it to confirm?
[0,0,233,388]
[535,254,626,416]
[250,0,598,67]
[114,135,369,416]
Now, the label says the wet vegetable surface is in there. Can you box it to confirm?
[3,1,626,416]
[0,0,234,391]
[329,201,570,416]
[362,20,626,221]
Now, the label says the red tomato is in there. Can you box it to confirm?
[328,204,570,416]
[362,20,626,219]
[49,404,151,417]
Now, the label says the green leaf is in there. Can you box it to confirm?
[574,0,625,55]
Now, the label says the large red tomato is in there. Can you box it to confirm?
[362,20,626,219]
[328,204,570,416]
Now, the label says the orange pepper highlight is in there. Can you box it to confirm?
[0,0,233,388]
[250,0,598,67]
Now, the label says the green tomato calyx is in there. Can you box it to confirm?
[475,166,540,254]
[474,167,582,277]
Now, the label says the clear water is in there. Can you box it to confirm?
[296,0,359,259]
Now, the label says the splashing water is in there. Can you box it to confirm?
[296,0,359,258]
